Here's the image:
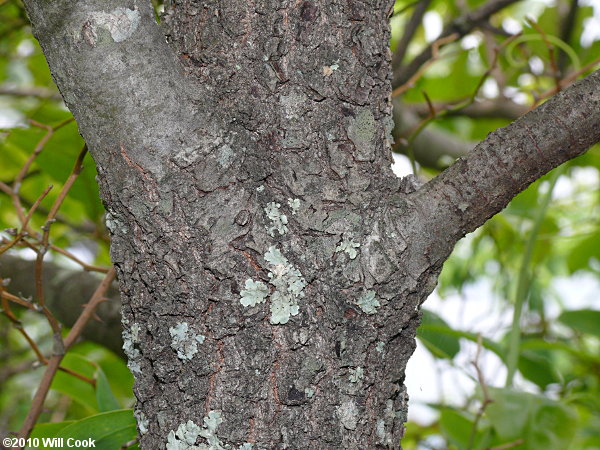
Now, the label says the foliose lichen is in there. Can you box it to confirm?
[336,400,359,430]
[240,279,269,307]
[264,202,288,236]
[238,247,307,324]
[287,198,301,215]
[356,290,380,315]
[166,420,202,450]
[122,323,142,374]
[169,322,205,361]
[335,236,360,259]
[83,7,140,45]
[134,409,149,435]
[166,411,254,450]
[376,341,385,353]
[348,367,364,383]
[265,246,307,324]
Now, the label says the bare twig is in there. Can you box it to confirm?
[532,56,600,109]
[558,0,579,74]
[0,85,59,99]
[49,244,110,273]
[393,0,522,88]
[489,439,525,449]
[14,267,116,448]
[392,33,460,98]
[467,334,493,450]
[526,18,561,92]
[35,145,87,309]
[392,0,432,72]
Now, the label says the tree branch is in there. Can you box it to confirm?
[21,0,196,174]
[392,101,476,169]
[392,0,432,73]
[405,98,528,120]
[393,0,522,89]
[558,0,579,75]
[409,69,600,261]
[0,255,122,355]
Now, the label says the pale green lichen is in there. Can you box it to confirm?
[376,341,385,353]
[348,109,375,148]
[166,420,202,450]
[169,322,205,361]
[357,290,380,315]
[337,400,359,430]
[323,60,340,76]
[348,367,364,383]
[287,198,301,215]
[256,185,265,192]
[304,387,315,398]
[240,279,269,307]
[239,247,307,324]
[134,409,149,435]
[264,202,288,236]
[122,325,142,375]
[376,419,386,442]
[84,8,140,45]
[166,412,254,450]
[335,237,360,259]
[265,246,306,324]
[217,144,234,168]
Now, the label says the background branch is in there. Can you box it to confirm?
[393,0,522,88]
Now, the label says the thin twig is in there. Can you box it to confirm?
[467,334,493,450]
[393,0,521,88]
[22,184,53,232]
[532,56,600,109]
[392,0,432,72]
[49,244,110,273]
[558,0,579,74]
[0,287,46,363]
[392,33,460,98]
[526,18,561,92]
[35,145,87,309]
[489,439,525,449]
[14,267,116,448]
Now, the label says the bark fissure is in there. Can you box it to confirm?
[21,0,600,448]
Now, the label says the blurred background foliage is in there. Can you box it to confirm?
[0,0,598,449]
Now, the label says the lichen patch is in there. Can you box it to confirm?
[81,7,140,46]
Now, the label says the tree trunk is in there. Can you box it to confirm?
[22,1,600,448]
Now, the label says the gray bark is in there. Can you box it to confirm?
[22,0,600,448]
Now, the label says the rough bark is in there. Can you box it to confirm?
[22,0,600,448]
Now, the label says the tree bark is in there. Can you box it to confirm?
[22,0,600,448]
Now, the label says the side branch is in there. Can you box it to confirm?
[22,0,194,173]
[410,69,600,260]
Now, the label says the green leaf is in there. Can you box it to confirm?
[558,309,600,338]
[50,353,98,413]
[518,350,561,389]
[487,388,533,441]
[96,367,122,412]
[567,235,600,273]
[28,421,75,449]
[417,309,461,359]
[487,388,578,449]
[54,409,137,449]
[71,342,135,403]
[526,402,578,450]
[439,409,478,450]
